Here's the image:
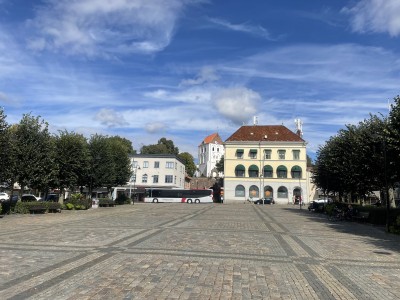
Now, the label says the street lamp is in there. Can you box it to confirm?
[129,164,140,203]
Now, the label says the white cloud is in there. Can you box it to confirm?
[145,122,168,133]
[94,108,128,127]
[144,89,169,99]
[26,0,199,56]
[144,87,212,104]
[180,66,219,86]
[222,44,400,90]
[343,0,400,36]
[0,91,11,104]
[213,87,261,125]
[208,17,275,40]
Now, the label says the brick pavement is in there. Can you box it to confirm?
[0,203,399,299]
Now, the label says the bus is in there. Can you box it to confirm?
[144,188,213,204]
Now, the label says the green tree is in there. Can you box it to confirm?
[13,114,56,194]
[215,155,224,173]
[55,131,90,196]
[0,108,14,187]
[108,136,132,186]
[178,152,196,177]
[141,137,179,155]
[88,134,116,196]
[313,114,388,202]
[387,95,400,185]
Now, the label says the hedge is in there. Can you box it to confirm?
[13,201,62,214]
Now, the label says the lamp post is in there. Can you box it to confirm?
[129,164,140,203]
[299,175,302,210]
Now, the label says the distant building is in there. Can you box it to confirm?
[129,154,186,189]
[197,133,224,178]
[224,125,308,204]
[112,154,186,202]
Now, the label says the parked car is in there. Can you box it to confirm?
[42,194,59,202]
[0,192,10,202]
[21,194,41,202]
[249,197,275,204]
[254,197,275,205]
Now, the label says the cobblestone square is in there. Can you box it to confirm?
[0,203,399,299]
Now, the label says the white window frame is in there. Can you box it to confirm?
[142,174,148,183]
[165,175,173,183]
[264,150,271,160]
[278,150,286,160]
[153,175,159,184]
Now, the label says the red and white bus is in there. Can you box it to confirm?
[144,188,213,204]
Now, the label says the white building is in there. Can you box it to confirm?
[113,154,186,201]
[198,133,224,178]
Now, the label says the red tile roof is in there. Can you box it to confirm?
[225,125,304,142]
[202,133,223,144]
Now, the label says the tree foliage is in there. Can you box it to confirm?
[215,155,224,173]
[313,110,392,201]
[178,152,196,177]
[140,137,179,155]
[108,136,132,186]
[88,134,116,193]
[55,130,90,192]
[12,114,57,193]
[0,109,134,196]
[0,108,14,187]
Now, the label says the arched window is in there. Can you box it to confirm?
[277,165,287,178]
[249,185,259,198]
[235,165,245,177]
[264,186,273,198]
[235,185,245,197]
[291,166,302,178]
[263,165,273,178]
[248,165,259,177]
[277,186,288,198]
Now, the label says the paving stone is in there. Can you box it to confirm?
[0,203,399,299]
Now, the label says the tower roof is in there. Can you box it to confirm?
[200,133,223,145]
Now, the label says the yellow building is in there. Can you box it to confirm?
[224,125,308,204]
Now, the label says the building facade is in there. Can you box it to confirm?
[224,125,308,204]
[129,154,186,190]
[112,154,186,201]
[198,133,224,178]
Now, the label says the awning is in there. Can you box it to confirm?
[236,149,244,153]
[250,149,257,153]
[235,164,245,171]
[263,165,273,171]
[249,165,259,171]
[277,165,287,171]
[291,166,302,172]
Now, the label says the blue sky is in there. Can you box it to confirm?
[1,0,399,161]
